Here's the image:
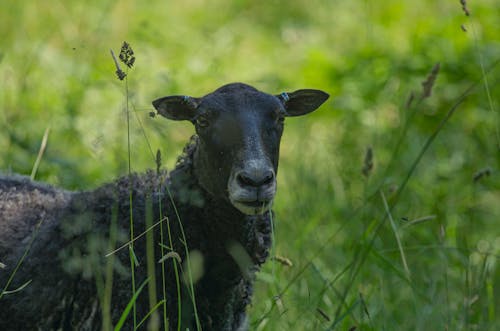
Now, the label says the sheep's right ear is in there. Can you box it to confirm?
[152,95,200,121]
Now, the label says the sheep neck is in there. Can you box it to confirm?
[170,134,236,215]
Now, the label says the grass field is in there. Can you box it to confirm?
[1,0,499,330]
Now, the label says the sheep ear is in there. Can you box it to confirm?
[152,95,200,121]
[276,89,329,117]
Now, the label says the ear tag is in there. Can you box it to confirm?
[280,92,290,102]
[181,95,199,111]
[279,92,291,116]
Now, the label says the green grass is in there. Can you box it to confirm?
[1,0,499,330]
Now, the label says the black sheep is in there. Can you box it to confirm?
[0,83,328,330]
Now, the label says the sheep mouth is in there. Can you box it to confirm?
[231,199,272,215]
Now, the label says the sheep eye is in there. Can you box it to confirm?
[271,109,284,125]
[274,114,285,126]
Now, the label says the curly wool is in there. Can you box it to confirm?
[0,136,271,331]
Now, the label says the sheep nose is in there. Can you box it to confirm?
[236,169,275,188]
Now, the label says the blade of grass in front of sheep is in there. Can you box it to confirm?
[0,219,43,300]
[136,299,166,330]
[269,208,279,293]
[0,280,32,295]
[100,168,173,328]
[119,53,138,328]
[125,58,170,327]
[152,149,180,330]
[157,195,170,331]
[162,217,183,331]
[129,245,140,267]
[114,278,148,331]
[93,245,108,330]
[105,218,167,257]
[113,42,146,328]
[164,185,202,331]
[128,75,169,329]
[154,152,171,330]
[101,203,119,331]
[145,195,159,329]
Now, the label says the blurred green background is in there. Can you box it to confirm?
[1,0,499,330]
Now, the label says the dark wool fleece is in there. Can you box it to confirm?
[0,136,272,331]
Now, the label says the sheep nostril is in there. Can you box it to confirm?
[237,173,255,187]
[236,171,275,188]
[262,171,274,185]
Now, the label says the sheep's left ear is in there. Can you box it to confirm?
[276,89,329,117]
[152,95,200,121]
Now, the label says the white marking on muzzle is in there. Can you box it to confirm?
[227,159,276,215]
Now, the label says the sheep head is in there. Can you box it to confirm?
[153,83,329,215]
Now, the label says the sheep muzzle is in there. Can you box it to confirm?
[228,159,277,215]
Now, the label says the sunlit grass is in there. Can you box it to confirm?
[1,0,499,330]
[251,69,500,329]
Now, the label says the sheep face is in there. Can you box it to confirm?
[153,83,329,215]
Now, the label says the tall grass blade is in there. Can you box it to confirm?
[164,185,202,330]
[380,191,411,280]
[469,21,499,147]
[163,216,183,331]
[157,189,171,331]
[136,299,166,330]
[102,204,119,331]
[0,280,32,295]
[114,279,149,331]
[145,195,159,330]
[0,219,43,300]
[105,217,166,258]
[30,127,50,180]
[328,299,360,330]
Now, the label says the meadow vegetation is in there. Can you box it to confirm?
[1,0,499,330]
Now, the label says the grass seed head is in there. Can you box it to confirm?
[110,49,126,80]
[406,91,415,109]
[421,62,440,99]
[119,41,136,68]
[460,0,470,16]
[362,146,374,177]
[316,308,331,322]
[156,149,162,174]
[271,255,293,267]
[473,167,492,182]
[158,251,182,264]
